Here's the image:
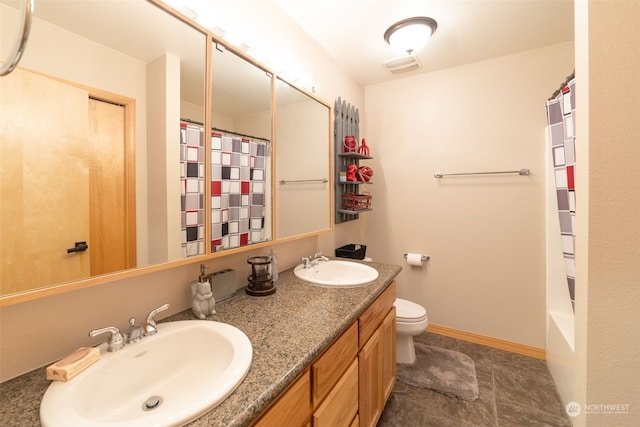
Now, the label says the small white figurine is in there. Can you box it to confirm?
[191,264,216,319]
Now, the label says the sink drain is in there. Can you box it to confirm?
[142,396,163,411]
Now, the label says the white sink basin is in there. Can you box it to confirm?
[40,320,252,427]
[294,260,379,287]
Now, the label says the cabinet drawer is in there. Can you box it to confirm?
[359,281,396,347]
[252,370,311,427]
[313,359,359,427]
[312,321,358,406]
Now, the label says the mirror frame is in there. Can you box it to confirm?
[0,0,333,307]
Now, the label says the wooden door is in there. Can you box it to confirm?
[88,98,128,276]
[1,69,91,294]
[1,69,134,294]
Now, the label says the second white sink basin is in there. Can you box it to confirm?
[294,260,379,287]
[40,320,252,427]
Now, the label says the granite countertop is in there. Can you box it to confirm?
[0,261,401,427]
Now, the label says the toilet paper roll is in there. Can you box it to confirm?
[406,253,423,266]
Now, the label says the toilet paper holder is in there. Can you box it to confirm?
[404,253,430,261]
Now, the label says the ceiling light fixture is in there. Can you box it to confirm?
[384,17,438,55]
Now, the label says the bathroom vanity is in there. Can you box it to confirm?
[0,261,401,427]
[253,280,396,427]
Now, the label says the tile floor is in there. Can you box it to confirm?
[379,331,572,427]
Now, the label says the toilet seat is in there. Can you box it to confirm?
[395,298,427,323]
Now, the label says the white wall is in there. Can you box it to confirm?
[571,1,640,425]
[364,42,574,348]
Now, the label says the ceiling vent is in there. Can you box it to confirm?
[383,55,422,74]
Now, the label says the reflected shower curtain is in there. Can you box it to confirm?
[181,121,205,257]
[546,77,576,311]
[210,132,268,251]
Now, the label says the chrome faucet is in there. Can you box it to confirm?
[89,326,125,352]
[302,252,330,268]
[126,318,143,344]
[143,303,170,337]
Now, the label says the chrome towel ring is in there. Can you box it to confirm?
[0,0,34,77]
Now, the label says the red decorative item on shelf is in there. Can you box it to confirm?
[342,192,372,211]
[358,138,370,156]
[357,165,373,182]
[343,135,357,153]
[346,163,358,181]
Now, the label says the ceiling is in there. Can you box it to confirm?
[272,0,575,86]
[15,0,575,94]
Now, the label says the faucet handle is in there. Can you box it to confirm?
[144,303,170,336]
[89,326,125,352]
[312,252,329,263]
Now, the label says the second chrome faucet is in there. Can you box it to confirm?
[301,252,330,268]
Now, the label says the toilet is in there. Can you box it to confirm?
[394,298,428,364]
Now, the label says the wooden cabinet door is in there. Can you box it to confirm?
[358,327,383,427]
[358,305,395,427]
[381,307,396,403]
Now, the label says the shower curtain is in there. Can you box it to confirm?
[181,121,205,257]
[546,77,576,311]
[180,123,269,256]
[210,132,269,251]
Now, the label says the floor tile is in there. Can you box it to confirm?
[380,331,572,427]
[493,365,566,417]
[491,347,552,380]
[496,396,573,427]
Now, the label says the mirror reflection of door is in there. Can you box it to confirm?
[0,69,134,294]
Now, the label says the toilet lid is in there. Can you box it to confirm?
[395,298,427,322]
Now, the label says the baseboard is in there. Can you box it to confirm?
[427,323,546,360]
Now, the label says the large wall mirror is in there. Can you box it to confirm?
[275,78,332,239]
[0,0,206,297]
[0,0,331,305]
[209,42,273,251]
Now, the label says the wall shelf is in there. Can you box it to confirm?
[334,98,374,224]
[335,150,373,224]
[337,208,373,215]
[338,153,373,160]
